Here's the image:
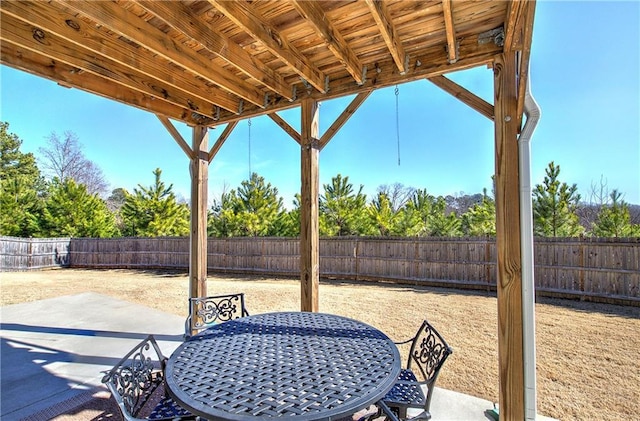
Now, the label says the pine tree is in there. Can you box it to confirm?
[533,161,584,237]
[591,190,640,237]
[208,173,284,237]
[121,168,189,237]
[461,189,496,236]
[269,194,301,237]
[368,192,399,236]
[400,189,461,236]
[41,178,118,237]
[320,174,371,236]
[0,122,46,236]
[0,177,42,237]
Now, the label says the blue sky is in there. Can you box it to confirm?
[1,1,638,207]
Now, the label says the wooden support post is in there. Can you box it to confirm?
[300,98,320,312]
[493,52,525,421]
[189,125,209,333]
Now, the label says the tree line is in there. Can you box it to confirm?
[2,122,639,239]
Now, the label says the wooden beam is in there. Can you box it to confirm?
[504,0,529,52]
[134,0,291,100]
[516,1,537,128]
[300,98,320,313]
[209,0,326,93]
[428,75,494,120]
[58,0,265,108]
[189,125,209,334]
[291,1,364,85]
[364,0,407,74]
[1,0,239,114]
[0,10,226,120]
[442,0,458,63]
[493,51,525,421]
[319,91,372,149]
[268,113,301,145]
[206,35,502,127]
[209,122,238,163]
[0,41,210,126]
[156,116,194,159]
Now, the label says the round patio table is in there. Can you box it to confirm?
[165,312,401,421]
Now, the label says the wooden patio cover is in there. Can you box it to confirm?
[0,1,536,419]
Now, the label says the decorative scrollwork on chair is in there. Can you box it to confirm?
[376,320,453,421]
[102,335,196,421]
[185,293,249,338]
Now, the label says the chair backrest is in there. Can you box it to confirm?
[102,335,166,421]
[406,320,453,404]
[185,293,249,337]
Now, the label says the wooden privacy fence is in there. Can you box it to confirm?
[0,236,71,270]
[2,236,638,304]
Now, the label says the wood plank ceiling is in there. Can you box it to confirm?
[0,0,535,129]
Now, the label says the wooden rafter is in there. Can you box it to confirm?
[268,113,301,145]
[442,0,458,63]
[0,2,237,115]
[209,0,326,93]
[364,0,407,74]
[209,122,238,162]
[0,0,531,128]
[291,1,364,85]
[57,0,264,108]
[204,34,502,127]
[133,0,291,100]
[428,75,493,120]
[319,91,372,149]
[0,35,210,128]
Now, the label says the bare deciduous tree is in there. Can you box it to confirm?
[376,182,415,212]
[39,131,109,196]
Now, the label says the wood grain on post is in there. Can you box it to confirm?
[190,125,209,332]
[493,51,525,421]
[300,99,320,312]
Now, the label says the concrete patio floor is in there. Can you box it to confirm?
[0,293,550,421]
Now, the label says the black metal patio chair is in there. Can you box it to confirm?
[101,335,196,421]
[376,320,453,421]
[184,292,249,338]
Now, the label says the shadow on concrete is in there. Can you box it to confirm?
[0,323,183,342]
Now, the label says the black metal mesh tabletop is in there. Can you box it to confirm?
[165,312,401,421]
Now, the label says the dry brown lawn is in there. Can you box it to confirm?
[1,268,639,421]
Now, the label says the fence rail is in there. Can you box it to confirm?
[2,236,638,305]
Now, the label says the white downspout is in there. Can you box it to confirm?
[519,69,541,420]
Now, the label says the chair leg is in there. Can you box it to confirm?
[377,401,400,421]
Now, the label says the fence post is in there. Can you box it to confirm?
[27,238,33,269]
[354,238,359,281]
[485,237,492,292]
[579,237,585,298]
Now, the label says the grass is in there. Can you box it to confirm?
[1,268,639,420]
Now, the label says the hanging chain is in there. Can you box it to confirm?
[248,119,252,178]
[395,85,400,166]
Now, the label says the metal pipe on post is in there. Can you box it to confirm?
[519,68,541,421]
